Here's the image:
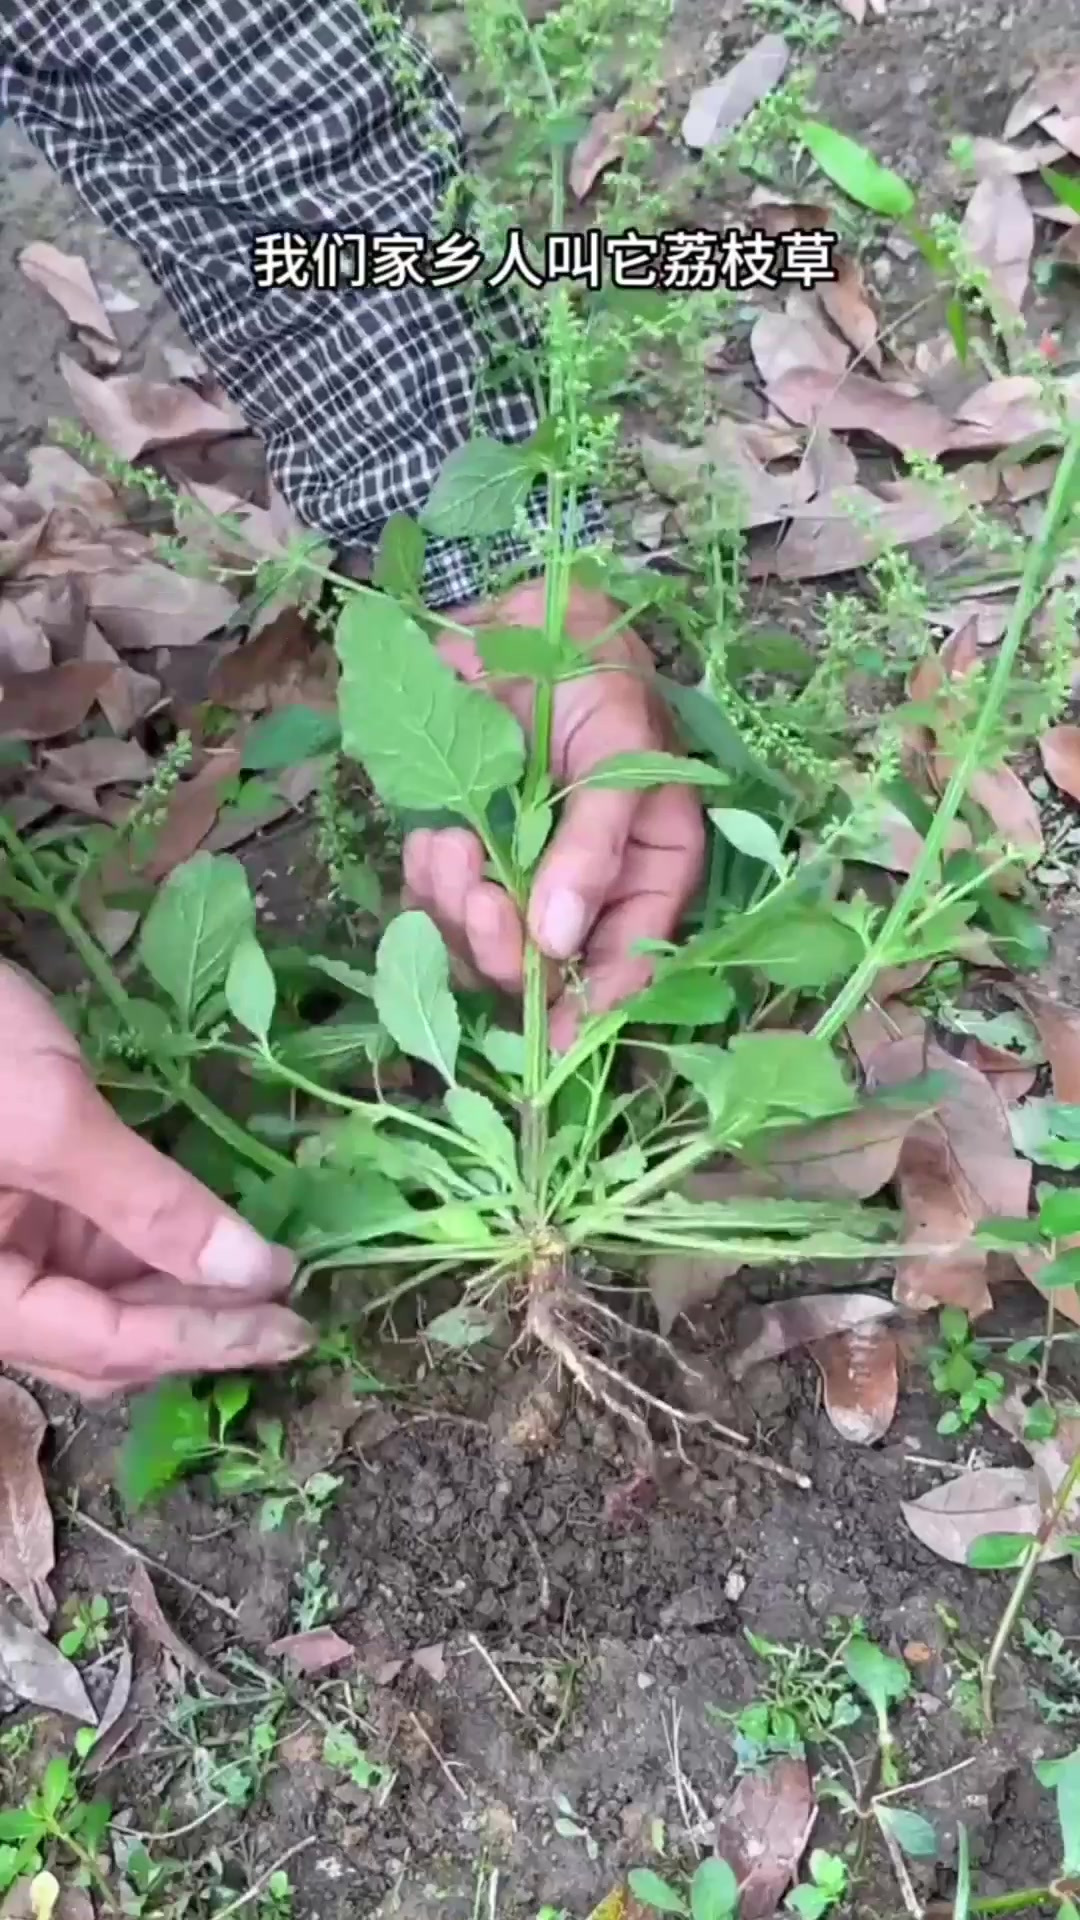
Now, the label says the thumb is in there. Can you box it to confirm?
[527,787,637,962]
[35,1090,295,1297]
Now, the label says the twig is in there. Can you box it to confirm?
[876,1808,923,1920]
[65,1505,241,1622]
[407,1710,468,1800]
[210,1839,316,1920]
[665,1701,710,1855]
[517,1515,551,1614]
[467,1633,533,1719]
[982,1446,1080,1725]
[123,1801,231,1841]
[874,1756,977,1804]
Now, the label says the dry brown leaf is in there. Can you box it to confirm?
[682,34,790,149]
[569,90,660,199]
[209,606,324,714]
[19,242,119,349]
[946,375,1055,451]
[1002,455,1060,502]
[972,136,1067,178]
[61,359,245,463]
[83,623,162,736]
[960,1038,1037,1104]
[731,1292,894,1378]
[750,196,833,236]
[0,602,51,675]
[135,748,244,884]
[85,561,236,652]
[901,1465,1056,1566]
[0,1382,54,1630]
[1004,66,1080,141]
[989,1388,1080,1493]
[751,309,849,385]
[412,1642,448,1684]
[0,662,114,742]
[1015,988,1080,1102]
[96,1643,133,1740]
[128,1564,227,1691]
[713,1755,814,1919]
[752,478,962,581]
[1039,724,1080,803]
[767,367,952,455]
[959,175,1034,317]
[646,1252,744,1334]
[867,1038,1030,1313]
[1038,111,1080,159]
[25,448,123,525]
[813,1323,899,1444]
[755,1101,929,1200]
[0,1600,95,1723]
[42,739,154,793]
[267,1628,357,1673]
[817,256,880,370]
[646,418,814,529]
[931,760,1044,857]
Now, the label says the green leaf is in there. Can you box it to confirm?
[41,1758,70,1817]
[339,858,383,914]
[1039,1189,1080,1238]
[659,678,798,798]
[241,706,341,772]
[477,625,576,681]
[1036,1247,1080,1290]
[567,750,727,795]
[480,1027,527,1077]
[785,1889,827,1920]
[212,1376,252,1436]
[514,800,554,871]
[119,1378,212,1509]
[225,935,276,1044]
[372,512,426,597]
[336,592,525,815]
[973,1217,1042,1249]
[626,1870,689,1916]
[628,972,736,1027]
[809,1851,847,1897]
[0,1814,42,1842]
[374,911,460,1085]
[308,956,375,998]
[139,853,255,1027]
[874,1807,938,1860]
[946,294,970,365]
[444,1086,518,1179]
[271,1019,384,1081]
[801,120,916,218]
[709,807,787,877]
[426,1303,497,1349]
[967,1532,1035,1569]
[1024,1399,1057,1442]
[1035,1748,1080,1877]
[1044,168,1080,219]
[843,1637,912,1714]
[688,906,864,991]
[677,1032,853,1136]
[690,1858,739,1920]
[419,435,542,538]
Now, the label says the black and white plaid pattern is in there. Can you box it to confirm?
[0,0,605,607]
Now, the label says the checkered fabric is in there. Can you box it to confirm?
[0,0,605,606]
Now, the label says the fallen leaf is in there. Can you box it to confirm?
[42,738,154,793]
[767,368,952,456]
[902,1465,1058,1565]
[867,1038,1031,1314]
[127,1564,226,1691]
[731,1292,895,1378]
[990,1388,1080,1494]
[752,478,962,581]
[1040,111,1080,159]
[681,35,790,150]
[1016,989,1080,1102]
[931,760,1044,856]
[85,562,236,652]
[817,255,880,369]
[19,243,119,352]
[267,1628,357,1673]
[960,1039,1036,1103]
[755,1101,929,1199]
[832,0,886,18]
[0,1601,95,1723]
[95,1643,133,1740]
[713,1755,814,1919]
[971,136,1066,177]
[959,175,1034,317]
[1040,725,1080,803]
[83,623,162,736]
[946,375,1056,451]
[1004,66,1080,141]
[0,1380,55,1629]
[647,1252,744,1334]
[0,602,51,675]
[846,999,927,1072]
[1,1878,93,1920]
[25,448,123,525]
[61,359,245,463]
[570,90,660,199]
[0,663,114,741]
[649,418,814,530]
[751,308,849,385]
[813,1322,899,1444]
[412,1643,448,1684]
[208,606,325,713]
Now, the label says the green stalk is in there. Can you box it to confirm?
[0,816,289,1178]
[969,1895,1056,1916]
[815,427,1080,1046]
[982,1443,1080,1725]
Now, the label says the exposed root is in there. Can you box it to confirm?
[525,1255,811,1491]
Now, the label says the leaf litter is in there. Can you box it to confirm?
[0,1380,55,1630]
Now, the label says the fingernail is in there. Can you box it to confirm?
[539,887,588,959]
[199,1217,294,1292]
[255,1318,313,1364]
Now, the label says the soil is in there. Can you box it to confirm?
[3,0,1080,1915]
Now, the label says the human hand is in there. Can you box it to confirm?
[0,965,311,1399]
[402,582,706,1050]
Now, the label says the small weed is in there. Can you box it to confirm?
[629,1858,739,1919]
[708,1624,862,1769]
[785,1850,848,1919]
[292,1538,339,1632]
[934,1604,987,1736]
[0,1752,112,1898]
[321,1727,393,1797]
[1021,1617,1080,1727]
[553,1792,598,1862]
[746,0,842,49]
[256,1869,294,1919]
[58,1594,111,1660]
[927,1307,1005,1435]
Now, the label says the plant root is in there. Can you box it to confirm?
[524,1250,811,1490]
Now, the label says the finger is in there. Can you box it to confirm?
[463,880,526,996]
[2,1260,312,1384]
[428,828,485,946]
[18,1076,296,1298]
[402,827,435,905]
[528,785,639,962]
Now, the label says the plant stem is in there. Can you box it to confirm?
[815,425,1080,1046]
[982,1443,1080,1725]
[970,1892,1056,1915]
[0,816,289,1178]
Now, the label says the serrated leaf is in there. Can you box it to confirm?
[225,935,276,1044]
[628,972,736,1027]
[119,1379,213,1509]
[336,591,525,815]
[419,435,542,537]
[801,120,916,218]
[444,1087,518,1179]
[709,807,787,877]
[874,1806,938,1859]
[568,749,727,794]
[139,853,255,1028]
[372,512,426,597]
[240,706,341,772]
[374,911,459,1084]
[688,906,864,990]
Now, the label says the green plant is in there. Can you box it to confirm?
[952,1752,1080,1916]
[927,1307,1006,1435]
[785,1850,848,1919]
[708,1625,862,1769]
[628,1858,739,1919]
[321,1727,393,1797]
[58,1594,110,1660]
[0,1754,112,1898]
[842,1636,912,1788]
[1021,1617,1080,1727]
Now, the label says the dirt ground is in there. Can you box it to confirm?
[4,0,1080,1915]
